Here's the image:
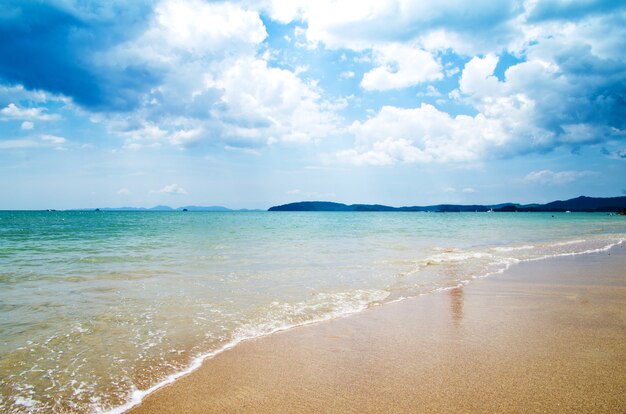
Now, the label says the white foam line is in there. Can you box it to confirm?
[100,297,383,414]
[472,238,624,279]
[527,237,624,262]
[359,238,624,311]
[103,237,625,414]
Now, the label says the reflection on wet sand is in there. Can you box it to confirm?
[449,287,463,327]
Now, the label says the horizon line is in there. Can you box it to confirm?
[2,194,626,212]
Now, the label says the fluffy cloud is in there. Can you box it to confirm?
[0,0,266,120]
[339,104,513,164]
[41,134,66,145]
[114,0,266,62]
[458,54,500,96]
[0,103,60,121]
[80,0,340,149]
[0,0,624,165]
[207,57,340,144]
[361,44,442,91]
[264,0,625,165]
[524,169,595,185]
[339,39,625,165]
[152,183,187,195]
[150,0,266,53]
[265,0,519,53]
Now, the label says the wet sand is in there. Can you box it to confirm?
[129,245,626,413]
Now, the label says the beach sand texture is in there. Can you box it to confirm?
[129,245,626,413]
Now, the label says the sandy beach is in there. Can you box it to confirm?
[128,244,626,413]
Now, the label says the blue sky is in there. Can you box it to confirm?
[0,0,624,209]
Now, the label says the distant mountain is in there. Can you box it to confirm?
[83,205,262,212]
[268,201,354,211]
[268,202,508,212]
[537,196,626,212]
[150,205,174,211]
[268,196,626,213]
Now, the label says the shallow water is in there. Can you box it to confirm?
[1,211,624,413]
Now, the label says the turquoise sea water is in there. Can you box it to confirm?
[1,211,625,413]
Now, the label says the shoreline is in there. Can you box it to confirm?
[104,237,624,414]
[125,242,626,413]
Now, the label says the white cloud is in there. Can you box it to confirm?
[21,121,34,130]
[208,57,340,144]
[121,0,267,60]
[340,104,511,165]
[287,189,301,195]
[152,183,188,195]
[458,54,500,97]
[361,44,442,91]
[443,187,456,192]
[109,119,168,149]
[0,85,56,104]
[7,0,617,169]
[117,188,131,195]
[95,1,344,150]
[339,36,624,167]
[336,137,429,166]
[170,128,203,146]
[462,187,476,193]
[261,0,625,167]
[41,134,66,145]
[0,103,61,121]
[524,169,595,185]
[264,0,519,53]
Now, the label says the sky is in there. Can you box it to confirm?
[0,0,625,209]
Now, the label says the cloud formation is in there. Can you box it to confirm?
[0,103,60,121]
[152,183,188,195]
[335,13,626,165]
[0,0,624,167]
[361,44,442,91]
[0,1,158,110]
[266,0,520,53]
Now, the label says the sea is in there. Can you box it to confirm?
[1,210,624,413]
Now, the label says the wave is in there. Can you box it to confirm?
[101,235,625,414]
[99,289,388,414]
[491,245,535,252]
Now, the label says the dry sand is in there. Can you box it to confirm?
[130,244,626,413]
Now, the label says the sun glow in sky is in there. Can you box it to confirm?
[0,0,624,209]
